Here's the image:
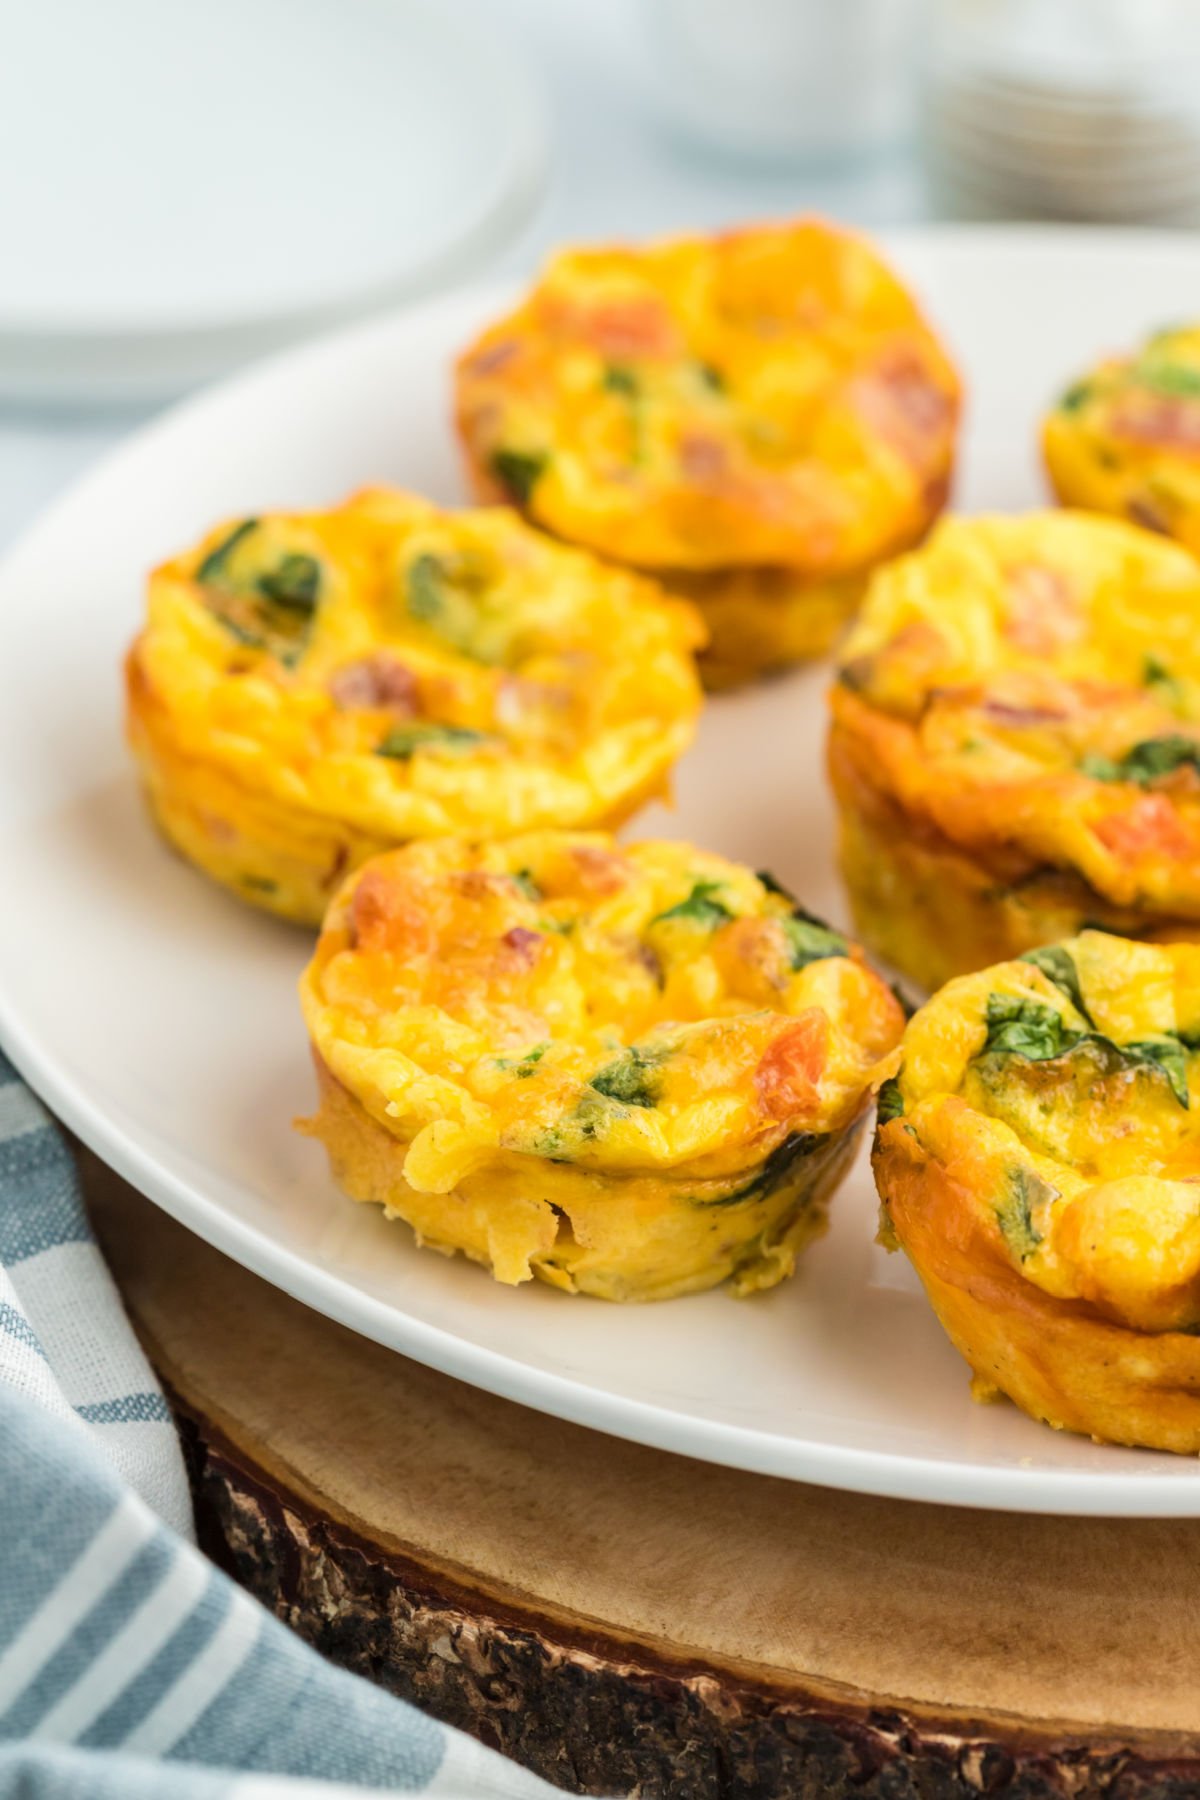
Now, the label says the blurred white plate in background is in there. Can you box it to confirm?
[0,0,546,405]
[7,231,1200,1515]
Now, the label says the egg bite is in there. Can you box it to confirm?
[455,219,961,687]
[828,511,1200,992]
[1044,322,1200,551]
[875,931,1200,1452]
[298,833,904,1301]
[125,488,703,924]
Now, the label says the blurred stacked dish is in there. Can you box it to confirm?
[0,0,547,407]
[922,0,1200,224]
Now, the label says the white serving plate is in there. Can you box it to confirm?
[0,0,546,405]
[4,230,1200,1516]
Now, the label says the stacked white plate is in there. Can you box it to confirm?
[922,0,1200,224]
[0,0,547,407]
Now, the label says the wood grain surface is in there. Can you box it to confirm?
[82,1154,1200,1800]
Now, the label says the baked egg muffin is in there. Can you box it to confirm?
[875,931,1200,1453]
[1044,322,1200,551]
[126,487,703,924]
[456,219,961,687]
[298,832,905,1301]
[829,510,1200,991]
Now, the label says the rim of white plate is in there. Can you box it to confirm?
[5,226,1200,1516]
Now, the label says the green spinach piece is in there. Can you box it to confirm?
[193,521,323,663]
[977,995,1192,1109]
[511,869,541,901]
[755,872,849,967]
[602,364,638,397]
[375,723,489,760]
[1144,653,1174,687]
[1125,1035,1191,1108]
[1081,734,1200,786]
[405,552,447,624]
[490,447,547,506]
[875,1077,905,1126]
[1058,381,1094,413]
[693,1130,827,1208]
[1020,945,1093,1026]
[257,553,320,614]
[781,912,849,971]
[497,1044,548,1079]
[995,1166,1052,1262]
[587,1043,668,1109]
[1135,360,1200,399]
[651,880,733,931]
[981,994,1079,1061]
[195,518,259,586]
[402,551,510,665]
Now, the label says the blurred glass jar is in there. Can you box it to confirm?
[922,0,1200,223]
[643,0,926,163]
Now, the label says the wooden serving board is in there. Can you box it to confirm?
[83,1155,1200,1800]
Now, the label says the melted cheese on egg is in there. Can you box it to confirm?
[126,488,703,921]
[882,931,1200,1334]
[1045,322,1200,554]
[833,511,1200,917]
[300,833,905,1297]
[456,221,960,578]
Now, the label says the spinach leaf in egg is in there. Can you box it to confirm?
[374,722,489,760]
[1124,1035,1191,1109]
[1058,381,1094,414]
[650,880,733,931]
[258,553,320,614]
[1134,360,1200,400]
[194,519,323,665]
[875,1076,905,1126]
[1081,735,1200,786]
[587,1043,668,1109]
[995,1166,1051,1262]
[781,912,849,971]
[1020,945,1093,1026]
[975,995,1192,1110]
[1143,653,1183,706]
[602,364,639,397]
[980,994,1079,1061]
[196,518,259,586]
[496,1043,548,1079]
[402,550,513,665]
[404,552,447,626]
[490,447,547,506]
[692,1130,827,1208]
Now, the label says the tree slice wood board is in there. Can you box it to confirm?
[83,1153,1200,1800]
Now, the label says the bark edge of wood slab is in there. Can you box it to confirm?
[83,1155,1200,1800]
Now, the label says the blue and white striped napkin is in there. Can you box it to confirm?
[0,1049,564,1800]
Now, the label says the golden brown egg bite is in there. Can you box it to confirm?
[875,931,1200,1453]
[828,511,1200,992]
[299,832,905,1301]
[1044,323,1200,550]
[456,220,961,687]
[126,488,703,925]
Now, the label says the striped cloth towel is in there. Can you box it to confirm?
[0,1049,566,1800]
